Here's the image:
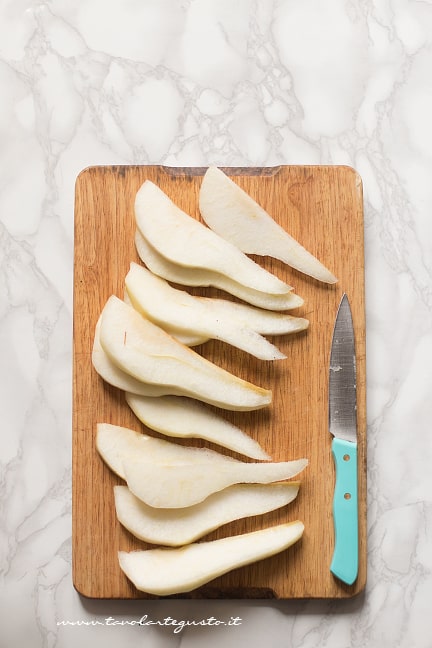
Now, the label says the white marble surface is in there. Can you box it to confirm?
[1,0,432,646]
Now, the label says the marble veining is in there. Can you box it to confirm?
[1,0,432,646]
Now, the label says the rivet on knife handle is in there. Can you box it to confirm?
[328,293,358,585]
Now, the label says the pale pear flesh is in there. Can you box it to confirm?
[125,393,271,460]
[114,482,300,546]
[206,298,309,335]
[126,267,286,361]
[92,316,187,398]
[135,230,304,311]
[118,520,304,595]
[199,166,338,284]
[123,456,308,508]
[97,423,306,511]
[125,263,308,360]
[96,423,239,481]
[98,296,272,411]
[135,179,292,295]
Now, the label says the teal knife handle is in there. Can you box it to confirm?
[330,437,358,585]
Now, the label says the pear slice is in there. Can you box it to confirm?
[199,166,338,284]
[92,316,188,397]
[118,520,304,595]
[135,179,292,295]
[114,482,300,546]
[99,296,272,411]
[135,230,303,311]
[123,456,308,508]
[125,393,270,460]
[125,263,309,360]
[96,423,238,481]
[97,423,306,509]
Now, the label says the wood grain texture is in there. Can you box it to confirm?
[72,165,366,599]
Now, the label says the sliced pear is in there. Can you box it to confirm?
[123,456,308,508]
[99,296,272,411]
[125,393,270,460]
[97,423,306,509]
[135,230,303,311]
[135,179,292,295]
[96,423,238,481]
[125,263,308,359]
[118,520,304,595]
[92,316,187,397]
[208,299,309,336]
[114,482,300,546]
[199,166,338,284]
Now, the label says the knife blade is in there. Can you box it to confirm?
[328,293,358,585]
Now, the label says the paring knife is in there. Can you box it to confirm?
[328,293,358,585]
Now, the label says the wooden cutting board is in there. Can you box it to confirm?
[72,165,366,599]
